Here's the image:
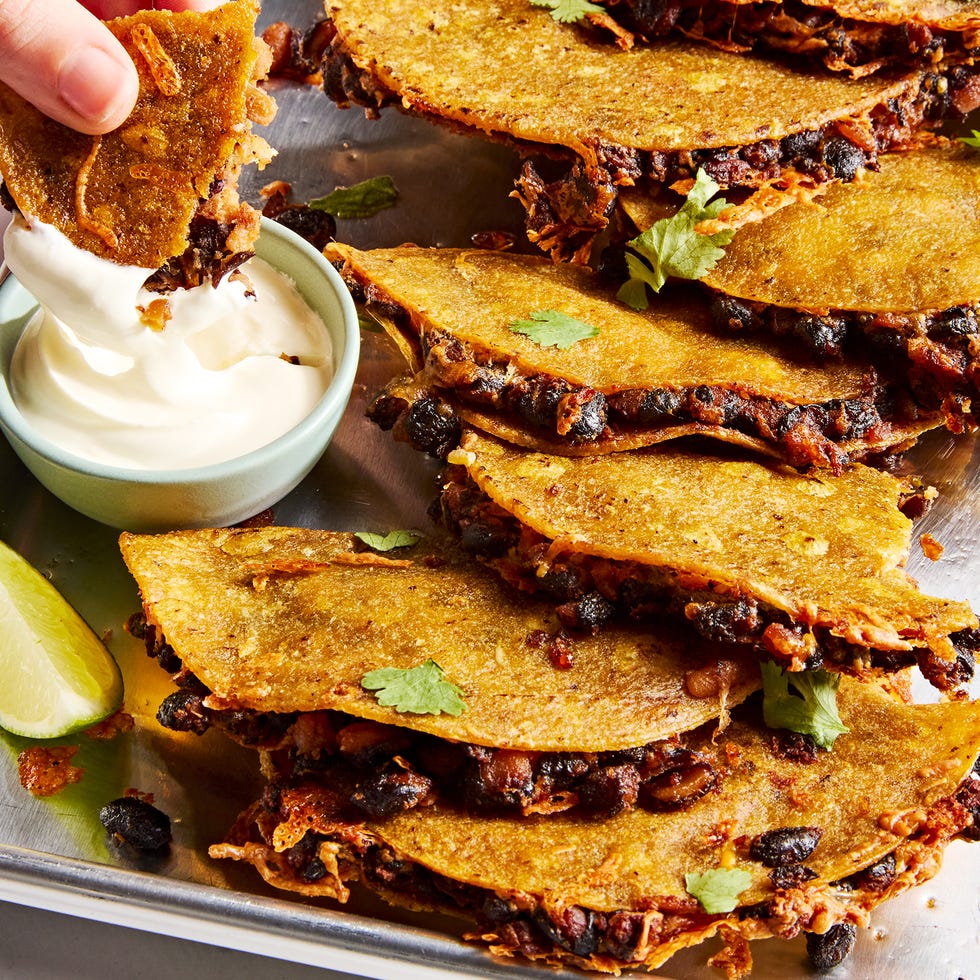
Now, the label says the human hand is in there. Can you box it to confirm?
[0,1,221,135]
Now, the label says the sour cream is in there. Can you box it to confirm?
[3,214,333,470]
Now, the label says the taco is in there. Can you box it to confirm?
[120,526,762,819]
[324,0,977,260]
[0,0,276,286]
[328,243,940,471]
[620,142,980,431]
[210,677,980,976]
[565,0,980,77]
[437,428,979,691]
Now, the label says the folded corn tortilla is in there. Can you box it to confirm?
[330,242,940,470]
[211,677,980,975]
[119,526,760,753]
[440,429,978,690]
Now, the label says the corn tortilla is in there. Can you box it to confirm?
[120,527,760,752]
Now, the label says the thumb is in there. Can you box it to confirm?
[0,0,140,134]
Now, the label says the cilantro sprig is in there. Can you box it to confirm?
[361,659,467,716]
[760,661,850,750]
[959,130,980,149]
[530,0,605,23]
[355,530,422,552]
[510,309,599,349]
[310,175,398,219]
[684,868,753,914]
[617,169,735,310]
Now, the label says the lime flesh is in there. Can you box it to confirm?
[0,540,123,738]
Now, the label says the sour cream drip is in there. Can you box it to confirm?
[4,215,333,470]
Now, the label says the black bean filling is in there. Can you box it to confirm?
[143,213,254,292]
[135,614,719,819]
[588,0,978,75]
[362,327,929,472]
[707,292,980,426]
[323,27,973,261]
[434,474,979,691]
[261,796,964,971]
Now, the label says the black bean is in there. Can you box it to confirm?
[849,852,896,893]
[789,314,847,357]
[633,387,683,424]
[769,863,818,889]
[565,391,608,440]
[156,690,210,735]
[557,591,615,634]
[458,516,515,557]
[750,826,823,867]
[686,599,762,644]
[821,137,867,181]
[601,911,646,959]
[578,765,641,816]
[272,205,336,251]
[535,753,591,787]
[710,294,760,333]
[780,130,822,162]
[640,761,717,811]
[539,563,589,601]
[806,922,858,971]
[100,797,172,851]
[534,906,599,958]
[403,396,461,458]
[350,762,434,818]
[931,307,978,338]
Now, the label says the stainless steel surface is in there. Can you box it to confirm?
[1,1,979,976]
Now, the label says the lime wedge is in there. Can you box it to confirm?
[0,539,123,738]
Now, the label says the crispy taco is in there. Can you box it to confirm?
[120,526,763,819]
[621,142,980,431]
[324,0,977,261]
[329,243,940,471]
[0,0,276,286]
[566,0,980,77]
[211,677,980,976]
[437,429,979,691]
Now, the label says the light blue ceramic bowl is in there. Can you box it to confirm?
[0,219,359,531]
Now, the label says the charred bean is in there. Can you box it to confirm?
[100,797,172,850]
[156,690,210,735]
[403,396,461,458]
[806,922,858,971]
[534,906,600,959]
[350,762,434,817]
[750,826,823,867]
[822,137,867,181]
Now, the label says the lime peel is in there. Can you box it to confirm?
[0,540,123,738]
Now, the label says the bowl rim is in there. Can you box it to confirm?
[0,218,360,487]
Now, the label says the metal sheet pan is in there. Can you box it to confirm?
[1,2,979,976]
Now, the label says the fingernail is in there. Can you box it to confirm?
[58,47,135,126]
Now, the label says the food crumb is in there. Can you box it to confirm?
[85,708,135,740]
[17,745,84,797]
[920,533,944,561]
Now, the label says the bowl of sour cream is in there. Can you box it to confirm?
[0,215,359,531]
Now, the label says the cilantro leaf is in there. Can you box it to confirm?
[310,175,398,219]
[760,661,850,750]
[530,0,606,23]
[684,868,753,914]
[617,169,735,310]
[959,129,980,149]
[510,309,599,349]
[354,530,422,552]
[361,659,467,716]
